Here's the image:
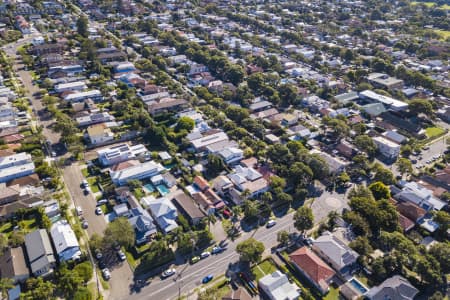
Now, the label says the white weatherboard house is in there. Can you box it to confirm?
[110,161,165,186]
[97,143,148,166]
[372,136,400,160]
[258,270,301,300]
[148,197,178,234]
[50,220,81,262]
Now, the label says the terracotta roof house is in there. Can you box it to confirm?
[289,247,336,294]
[398,214,415,232]
[366,275,418,300]
[193,175,210,191]
[396,201,426,223]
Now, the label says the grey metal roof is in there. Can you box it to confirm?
[366,275,419,300]
[24,229,55,274]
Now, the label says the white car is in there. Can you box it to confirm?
[102,268,111,280]
[162,268,176,278]
[200,251,211,259]
[95,207,103,215]
[117,250,126,261]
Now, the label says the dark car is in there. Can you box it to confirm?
[202,275,213,284]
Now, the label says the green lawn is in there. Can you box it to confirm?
[323,286,339,300]
[251,259,278,281]
[87,177,100,193]
[125,249,139,269]
[425,126,445,138]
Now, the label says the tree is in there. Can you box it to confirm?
[396,158,413,175]
[74,262,93,283]
[236,238,265,264]
[354,135,377,157]
[428,292,444,300]
[22,277,56,300]
[242,200,259,220]
[207,154,225,176]
[349,236,373,256]
[76,16,89,38]
[336,172,350,187]
[247,72,265,94]
[433,211,450,233]
[0,278,13,300]
[277,230,289,246]
[57,265,84,297]
[103,217,134,249]
[73,287,93,300]
[409,99,433,116]
[0,234,7,255]
[429,243,450,273]
[198,287,220,300]
[224,64,245,85]
[307,155,329,180]
[176,116,195,132]
[368,182,391,200]
[278,83,298,107]
[293,206,314,235]
[372,165,395,185]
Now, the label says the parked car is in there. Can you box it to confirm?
[95,207,103,215]
[97,199,108,206]
[266,220,276,228]
[211,246,222,254]
[102,268,111,280]
[81,180,89,188]
[95,250,103,260]
[190,256,200,264]
[200,251,211,259]
[82,221,89,229]
[116,250,125,261]
[76,206,83,216]
[83,187,91,195]
[162,268,176,278]
[202,275,213,284]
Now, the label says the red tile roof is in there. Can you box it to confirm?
[289,247,335,290]
[396,201,426,222]
[398,214,415,232]
[193,176,209,191]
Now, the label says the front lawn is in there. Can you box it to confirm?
[251,259,278,281]
[323,286,339,300]
[87,177,100,193]
[425,126,445,138]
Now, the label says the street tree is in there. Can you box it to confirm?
[396,158,413,175]
[236,238,265,264]
[76,16,89,38]
[103,217,134,249]
[22,277,56,300]
[277,230,289,246]
[293,206,314,235]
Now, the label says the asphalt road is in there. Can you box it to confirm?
[127,212,295,300]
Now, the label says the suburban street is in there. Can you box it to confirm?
[127,211,296,300]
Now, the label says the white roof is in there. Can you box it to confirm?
[191,132,228,149]
[259,271,300,300]
[111,161,164,183]
[313,231,359,269]
[360,90,408,110]
[0,152,32,169]
[50,220,80,256]
[54,81,87,90]
[64,90,101,101]
[0,162,35,181]
[372,136,401,148]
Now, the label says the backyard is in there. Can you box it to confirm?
[251,259,278,281]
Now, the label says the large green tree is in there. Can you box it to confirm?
[103,217,134,249]
[236,238,265,264]
[293,206,314,235]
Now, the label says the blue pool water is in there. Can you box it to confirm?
[143,184,155,193]
[349,278,368,294]
[156,184,169,196]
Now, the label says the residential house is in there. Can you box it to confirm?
[97,47,127,63]
[217,147,243,166]
[15,15,30,34]
[64,90,103,102]
[112,62,137,78]
[0,152,35,184]
[312,231,359,276]
[258,270,301,300]
[212,175,234,197]
[249,100,272,113]
[128,206,158,245]
[396,201,426,223]
[310,149,348,175]
[0,183,21,205]
[97,143,148,166]
[335,140,358,159]
[372,136,400,160]
[367,73,404,90]
[228,166,269,204]
[76,112,115,127]
[382,130,407,144]
[394,181,446,211]
[50,220,81,262]
[366,275,418,300]
[172,192,205,225]
[86,123,114,145]
[147,197,178,234]
[54,81,87,93]
[24,229,56,277]
[147,98,188,116]
[190,131,229,152]
[0,247,29,284]
[113,203,130,217]
[281,114,298,126]
[110,160,165,186]
[289,247,336,295]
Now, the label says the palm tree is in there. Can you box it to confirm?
[0,278,14,299]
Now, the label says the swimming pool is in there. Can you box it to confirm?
[156,184,169,196]
[143,183,155,193]
[349,278,369,294]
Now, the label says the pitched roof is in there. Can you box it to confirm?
[396,201,426,222]
[0,247,29,280]
[193,175,209,191]
[24,229,55,274]
[172,193,205,220]
[289,247,335,291]
[313,231,359,270]
[366,275,418,300]
[222,287,252,300]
